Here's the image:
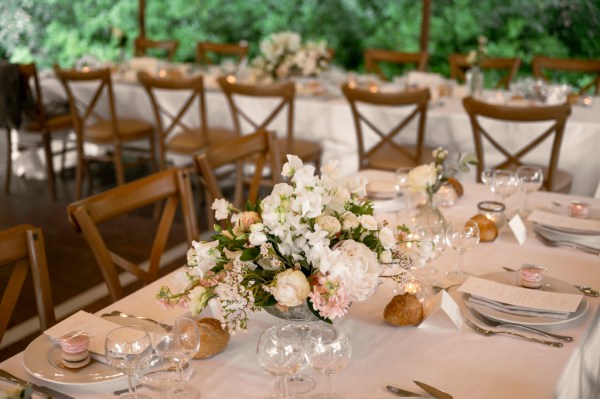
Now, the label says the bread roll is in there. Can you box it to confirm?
[446,177,464,197]
[470,214,498,242]
[383,294,423,326]
[194,318,230,359]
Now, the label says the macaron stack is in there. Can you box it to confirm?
[59,334,91,369]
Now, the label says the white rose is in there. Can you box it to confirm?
[379,250,393,264]
[315,215,342,236]
[408,163,437,193]
[378,226,396,250]
[359,214,378,231]
[342,213,360,230]
[271,269,311,307]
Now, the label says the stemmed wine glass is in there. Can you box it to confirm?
[394,167,412,209]
[276,321,316,395]
[516,165,544,217]
[413,224,446,283]
[150,317,201,399]
[480,169,495,193]
[445,219,480,283]
[490,169,519,211]
[257,323,305,399]
[105,326,153,399]
[304,323,352,399]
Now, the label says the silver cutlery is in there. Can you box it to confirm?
[386,385,425,397]
[501,266,599,297]
[0,369,75,399]
[469,307,573,342]
[101,310,171,330]
[534,230,600,256]
[413,380,453,399]
[465,319,563,347]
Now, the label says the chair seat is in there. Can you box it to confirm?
[167,127,237,154]
[276,138,322,164]
[23,113,72,132]
[366,143,436,171]
[84,119,154,144]
[546,168,572,193]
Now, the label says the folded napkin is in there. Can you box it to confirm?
[535,224,600,250]
[358,169,397,199]
[528,209,600,235]
[469,296,570,319]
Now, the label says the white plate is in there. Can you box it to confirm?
[22,315,155,386]
[465,272,589,326]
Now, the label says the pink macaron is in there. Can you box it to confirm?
[59,334,90,353]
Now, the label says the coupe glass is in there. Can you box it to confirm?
[516,165,544,217]
[105,326,153,399]
[257,323,305,399]
[276,321,316,395]
[304,323,352,399]
[445,219,480,283]
[490,169,519,204]
[151,317,201,399]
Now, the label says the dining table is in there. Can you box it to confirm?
[1,179,599,398]
[31,66,600,197]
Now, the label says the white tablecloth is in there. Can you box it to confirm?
[1,182,599,398]
[36,77,600,197]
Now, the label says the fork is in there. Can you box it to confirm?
[464,319,563,347]
[469,307,573,342]
[534,231,600,256]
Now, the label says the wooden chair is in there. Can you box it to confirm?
[449,54,521,89]
[532,56,600,95]
[67,167,199,302]
[217,76,323,174]
[12,63,76,200]
[195,41,248,66]
[0,224,56,343]
[194,130,281,227]
[342,83,435,171]
[137,71,236,171]
[364,49,428,81]
[463,96,572,193]
[134,37,179,61]
[53,66,157,200]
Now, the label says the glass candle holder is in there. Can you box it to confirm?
[569,201,590,219]
[477,201,506,230]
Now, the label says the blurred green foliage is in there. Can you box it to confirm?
[2,0,598,82]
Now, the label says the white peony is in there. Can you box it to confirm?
[408,163,437,193]
[271,269,311,307]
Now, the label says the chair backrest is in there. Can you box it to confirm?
[342,82,430,170]
[194,129,281,216]
[463,96,571,192]
[137,71,209,170]
[195,41,248,65]
[532,55,600,95]
[67,168,199,301]
[18,63,47,124]
[364,49,428,80]
[449,54,521,89]
[134,37,179,61]
[217,76,295,152]
[0,224,55,342]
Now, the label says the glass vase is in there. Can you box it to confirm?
[466,66,484,98]
[263,302,321,321]
[415,194,447,234]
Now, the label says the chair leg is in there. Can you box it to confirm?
[75,148,85,200]
[4,127,12,194]
[41,131,57,200]
[114,144,125,186]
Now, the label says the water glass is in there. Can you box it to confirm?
[516,165,544,217]
[276,321,316,395]
[394,167,412,209]
[445,219,480,283]
[490,169,519,205]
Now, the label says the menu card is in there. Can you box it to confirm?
[528,210,600,234]
[44,310,121,356]
[458,276,583,313]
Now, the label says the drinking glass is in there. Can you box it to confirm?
[304,323,352,399]
[257,323,305,399]
[490,169,519,203]
[414,224,446,283]
[480,169,495,191]
[445,219,480,283]
[105,326,153,399]
[276,321,316,395]
[151,317,201,399]
[394,167,412,209]
[516,165,544,217]
[139,354,193,399]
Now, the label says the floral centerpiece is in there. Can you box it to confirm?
[466,36,488,68]
[157,156,413,333]
[249,31,330,82]
[465,36,488,96]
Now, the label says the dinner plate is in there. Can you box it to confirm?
[22,315,153,386]
[465,272,589,326]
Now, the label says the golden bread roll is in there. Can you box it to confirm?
[383,294,423,326]
[194,317,230,359]
[446,177,464,197]
[470,214,498,242]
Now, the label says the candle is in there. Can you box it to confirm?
[569,201,589,218]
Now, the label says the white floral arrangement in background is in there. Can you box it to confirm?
[157,155,413,333]
[249,31,330,82]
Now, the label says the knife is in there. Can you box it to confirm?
[413,380,453,399]
[0,369,76,399]
[386,385,425,397]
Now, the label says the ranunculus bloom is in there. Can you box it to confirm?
[315,215,342,236]
[408,163,437,193]
[272,269,310,307]
[359,214,378,231]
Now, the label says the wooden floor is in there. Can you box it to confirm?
[0,132,198,361]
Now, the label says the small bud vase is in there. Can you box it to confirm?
[466,66,484,98]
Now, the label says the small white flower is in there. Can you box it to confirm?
[359,214,378,231]
[379,250,393,264]
[188,286,211,315]
[211,198,231,221]
[271,269,310,307]
[342,213,360,230]
[281,155,304,178]
[249,231,268,246]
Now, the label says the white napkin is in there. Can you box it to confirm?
[535,224,600,250]
[528,210,600,235]
[129,57,160,73]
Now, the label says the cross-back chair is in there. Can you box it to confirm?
[463,96,572,193]
[342,83,434,171]
[134,37,179,61]
[364,49,428,81]
[54,66,157,200]
[449,54,521,89]
[0,224,56,343]
[67,167,199,302]
[194,129,281,228]
[137,71,236,170]
[195,41,249,66]
[532,56,600,95]
[217,76,322,175]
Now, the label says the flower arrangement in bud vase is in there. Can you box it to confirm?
[157,155,414,333]
[466,36,488,68]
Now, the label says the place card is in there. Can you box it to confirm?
[458,276,582,313]
[419,290,463,331]
[509,214,527,245]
